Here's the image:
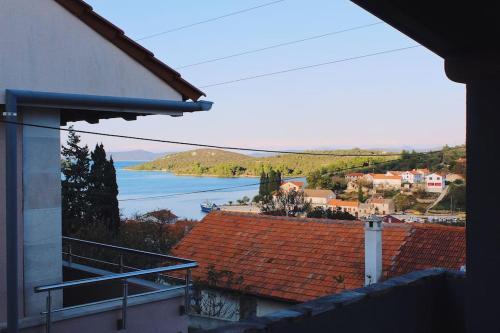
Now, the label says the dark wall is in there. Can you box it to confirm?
[204,269,465,333]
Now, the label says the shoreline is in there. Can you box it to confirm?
[122,167,263,178]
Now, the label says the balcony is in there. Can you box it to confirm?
[6,237,197,333]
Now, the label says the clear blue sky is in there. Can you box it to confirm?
[70,0,465,153]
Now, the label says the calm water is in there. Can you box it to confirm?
[116,161,303,220]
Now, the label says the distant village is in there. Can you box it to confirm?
[221,159,466,224]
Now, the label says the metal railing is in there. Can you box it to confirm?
[34,237,198,333]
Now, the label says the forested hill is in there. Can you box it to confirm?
[127,148,399,177]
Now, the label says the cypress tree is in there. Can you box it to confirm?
[274,171,282,193]
[88,143,120,236]
[267,169,277,194]
[104,156,120,234]
[259,171,268,197]
[61,128,90,235]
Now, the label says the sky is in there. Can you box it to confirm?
[68,0,465,153]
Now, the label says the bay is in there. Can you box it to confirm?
[116,161,305,220]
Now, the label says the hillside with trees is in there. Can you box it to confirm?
[128,148,398,177]
[307,145,465,189]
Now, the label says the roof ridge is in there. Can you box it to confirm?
[208,211,411,229]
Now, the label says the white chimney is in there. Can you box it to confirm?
[364,217,383,286]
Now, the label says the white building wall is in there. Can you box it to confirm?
[0,0,182,103]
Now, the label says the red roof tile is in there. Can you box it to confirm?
[282,181,305,187]
[389,224,466,276]
[172,212,465,303]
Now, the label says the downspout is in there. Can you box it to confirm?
[4,89,212,333]
[5,90,19,333]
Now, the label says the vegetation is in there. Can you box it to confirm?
[306,207,356,220]
[253,169,282,203]
[128,148,399,177]
[306,145,466,191]
[62,128,120,237]
[393,194,417,212]
[260,189,311,217]
[435,183,466,212]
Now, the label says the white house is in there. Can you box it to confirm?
[280,181,305,192]
[303,189,336,207]
[425,173,446,193]
[372,174,402,189]
[401,170,424,184]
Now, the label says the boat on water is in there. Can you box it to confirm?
[201,201,220,213]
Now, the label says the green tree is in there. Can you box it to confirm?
[306,207,356,220]
[357,186,365,203]
[260,189,311,217]
[259,171,269,197]
[393,194,416,212]
[61,127,90,235]
[88,144,120,236]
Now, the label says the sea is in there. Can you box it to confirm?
[116,161,305,220]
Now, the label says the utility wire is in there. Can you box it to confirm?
[135,0,286,41]
[0,119,407,157]
[176,22,383,69]
[118,147,461,202]
[200,45,421,88]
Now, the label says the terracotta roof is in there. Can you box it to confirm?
[382,215,404,223]
[303,189,335,198]
[144,209,178,220]
[282,181,305,187]
[328,199,359,207]
[54,0,205,101]
[171,212,465,303]
[389,224,466,277]
[373,174,401,180]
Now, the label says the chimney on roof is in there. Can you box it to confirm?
[364,216,383,286]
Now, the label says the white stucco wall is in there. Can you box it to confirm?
[0,0,182,103]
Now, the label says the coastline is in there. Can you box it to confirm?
[122,167,262,178]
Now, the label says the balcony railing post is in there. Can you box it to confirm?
[46,290,52,333]
[121,278,128,330]
[185,268,192,314]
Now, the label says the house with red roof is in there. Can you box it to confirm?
[172,212,465,321]
[345,172,364,182]
[327,199,360,216]
[372,174,402,189]
[280,181,305,192]
[142,209,178,224]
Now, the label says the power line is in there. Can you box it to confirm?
[176,22,383,69]
[117,147,460,202]
[0,119,407,157]
[199,45,421,88]
[135,0,286,41]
